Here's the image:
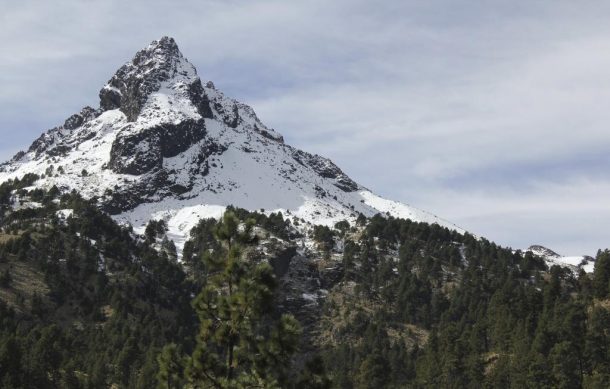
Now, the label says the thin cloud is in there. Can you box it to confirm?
[1,1,609,254]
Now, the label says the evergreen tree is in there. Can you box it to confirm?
[157,343,186,389]
[585,307,610,386]
[185,211,302,388]
[294,356,332,389]
[593,250,610,298]
[0,269,10,288]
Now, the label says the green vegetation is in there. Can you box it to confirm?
[0,181,195,388]
[0,268,10,288]
[185,212,301,387]
[0,179,609,388]
[319,215,610,388]
[312,225,334,254]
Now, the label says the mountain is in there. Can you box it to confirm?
[2,179,609,387]
[0,37,463,253]
[2,37,610,389]
[527,244,595,273]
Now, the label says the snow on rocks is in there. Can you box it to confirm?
[56,209,74,220]
[527,245,595,273]
[0,36,468,255]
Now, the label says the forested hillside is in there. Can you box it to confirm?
[0,176,196,388]
[1,178,610,388]
[317,215,610,388]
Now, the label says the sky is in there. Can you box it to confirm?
[1,0,610,255]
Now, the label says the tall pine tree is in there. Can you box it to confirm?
[185,211,301,388]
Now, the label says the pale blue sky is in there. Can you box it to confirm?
[2,0,610,255]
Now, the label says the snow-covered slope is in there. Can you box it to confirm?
[527,245,595,273]
[0,37,465,251]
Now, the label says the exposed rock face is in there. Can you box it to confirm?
[103,171,171,214]
[23,106,102,158]
[292,149,358,192]
[99,36,212,122]
[0,36,465,254]
[527,244,596,274]
[528,245,560,258]
[187,78,214,119]
[108,119,207,175]
[64,106,100,130]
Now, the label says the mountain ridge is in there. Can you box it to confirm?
[1,37,610,389]
[527,244,595,273]
[0,36,465,253]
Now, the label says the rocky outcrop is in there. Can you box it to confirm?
[63,106,100,130]
[103,170,171,214]
[99,36,212,121]
[23,106,101,158]
[528,245,560,258]
[107,118,207,175]
[292,150,359,192]
[187,78,214,119]
[3,36,440,242]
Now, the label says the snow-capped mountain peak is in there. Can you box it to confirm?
[0,37,465,253]
[527,245,595,273]
[99,36,200,121]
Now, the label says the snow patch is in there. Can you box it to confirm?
[0,38,470,261]
[56,209,74,219]
[528,245,595,274]
[360,190,466,233]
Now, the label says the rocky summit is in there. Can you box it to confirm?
[1,36,610,389]
[0,36,463,253]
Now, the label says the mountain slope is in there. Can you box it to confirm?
[527,244,595,273]
[0,37,464,252]
[2,37,610,388]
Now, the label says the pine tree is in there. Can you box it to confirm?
[0,336,22,388]
[593,250,610,298]
[585,306,610,385]
[294,356,332,389]
[185,211,302,388]
[549,341,580,388]
[157,343,185,389]
[0,269,10,288]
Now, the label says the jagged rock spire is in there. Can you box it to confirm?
[0,35,466,253]
[99,36,200,121]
